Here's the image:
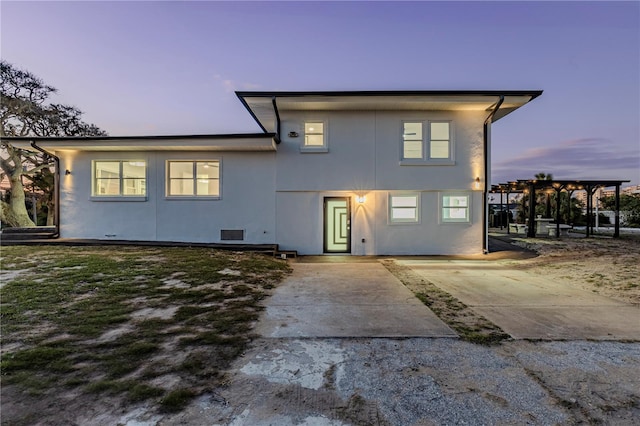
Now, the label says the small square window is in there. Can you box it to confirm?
[302,121,327,151]
[441,193,470,223]
[389,193,420,223]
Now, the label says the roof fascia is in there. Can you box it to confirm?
[236,90,543,129]
[6,134,278,152]
[3,133,276,142]
[235,90,543,99]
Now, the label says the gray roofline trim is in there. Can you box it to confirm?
[3,133,276,142]
[235,89,543,99]
[235,89,543,133]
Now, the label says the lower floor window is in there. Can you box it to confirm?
[441,193,470,222]
[93,160,146,196]
[389,193,419,223]
[167,160,220,197]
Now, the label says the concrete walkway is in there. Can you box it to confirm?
[397,259,640,340]
[255,262,456,338]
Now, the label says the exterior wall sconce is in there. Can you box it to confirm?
[475,177,481,189]
[356,195,366,203]
[288,131,299,138]
[65,169,72,175]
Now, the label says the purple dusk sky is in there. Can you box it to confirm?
[1,1,638,186]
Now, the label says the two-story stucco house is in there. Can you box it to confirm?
[13,90,542,255]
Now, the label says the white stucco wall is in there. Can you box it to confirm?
[53,107,487,255]
[373,191,483,255]
[274,190,482,255]
[56,150,276,243]
[273,109,486,255]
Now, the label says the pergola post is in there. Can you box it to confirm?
[554,185,563,238]
[506,189,511,234]
[527,182,536,237]
[499,192,504,230]
[614,184,621,238]
[585,185,592,238]
[567,188,575,226]
[545,191,551,218]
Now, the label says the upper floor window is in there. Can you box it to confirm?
[389,193,420,223]
[93,160,146,197]
[441,193,470,223]
[167,160,220,198]
[301,121,328,152]
[402,121,452,163]
[402,122,423,159]
[429,122,450,159]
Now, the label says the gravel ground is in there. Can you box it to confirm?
[156,338,640,425]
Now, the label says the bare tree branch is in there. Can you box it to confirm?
[1,60,107,226]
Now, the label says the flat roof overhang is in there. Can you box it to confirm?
[4,133,278,152]
[236,90,543,133]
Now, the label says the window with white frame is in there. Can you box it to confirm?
[441,193,470,223]
[402,121,452,161]
[93,160,146,196]
[167,160,220,197]
[402,122,423,159]
[302,121,327,151]
[429,122,450,159]
[389,193,420,223]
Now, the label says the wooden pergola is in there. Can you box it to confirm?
[490,179,630,238]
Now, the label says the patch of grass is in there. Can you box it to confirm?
[382,260,510,345]
[180,350,223,379]
[457,330,510,345]
[86,379,164,402]
[1,345,75,374]
[128,383,165,402]
[86,379,130,394]
[0,245,291,420]
[160,388,198,412]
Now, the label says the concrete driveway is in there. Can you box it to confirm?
[255,261,456,338]
[397,259,640,340]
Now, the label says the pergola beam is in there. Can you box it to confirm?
[489,178,630,239]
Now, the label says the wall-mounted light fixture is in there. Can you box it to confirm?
[288,131,299,138]
[474,177,481,189]
[65,169,72,175]
[356,195,366,203]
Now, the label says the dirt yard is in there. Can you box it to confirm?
[506,234,640,305]
[1,238,639,425]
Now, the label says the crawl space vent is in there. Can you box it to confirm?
[220,229,244,241]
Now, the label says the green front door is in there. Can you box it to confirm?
[324,197,351,253]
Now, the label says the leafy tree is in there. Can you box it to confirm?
[534,172,553,181]
[515,173,583,225]
[534,172,553,217]
[1,60,106,227]
[516,191,582,225]
[600,194,640,227]
[516,173,555,222]
[551,191,583,225]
